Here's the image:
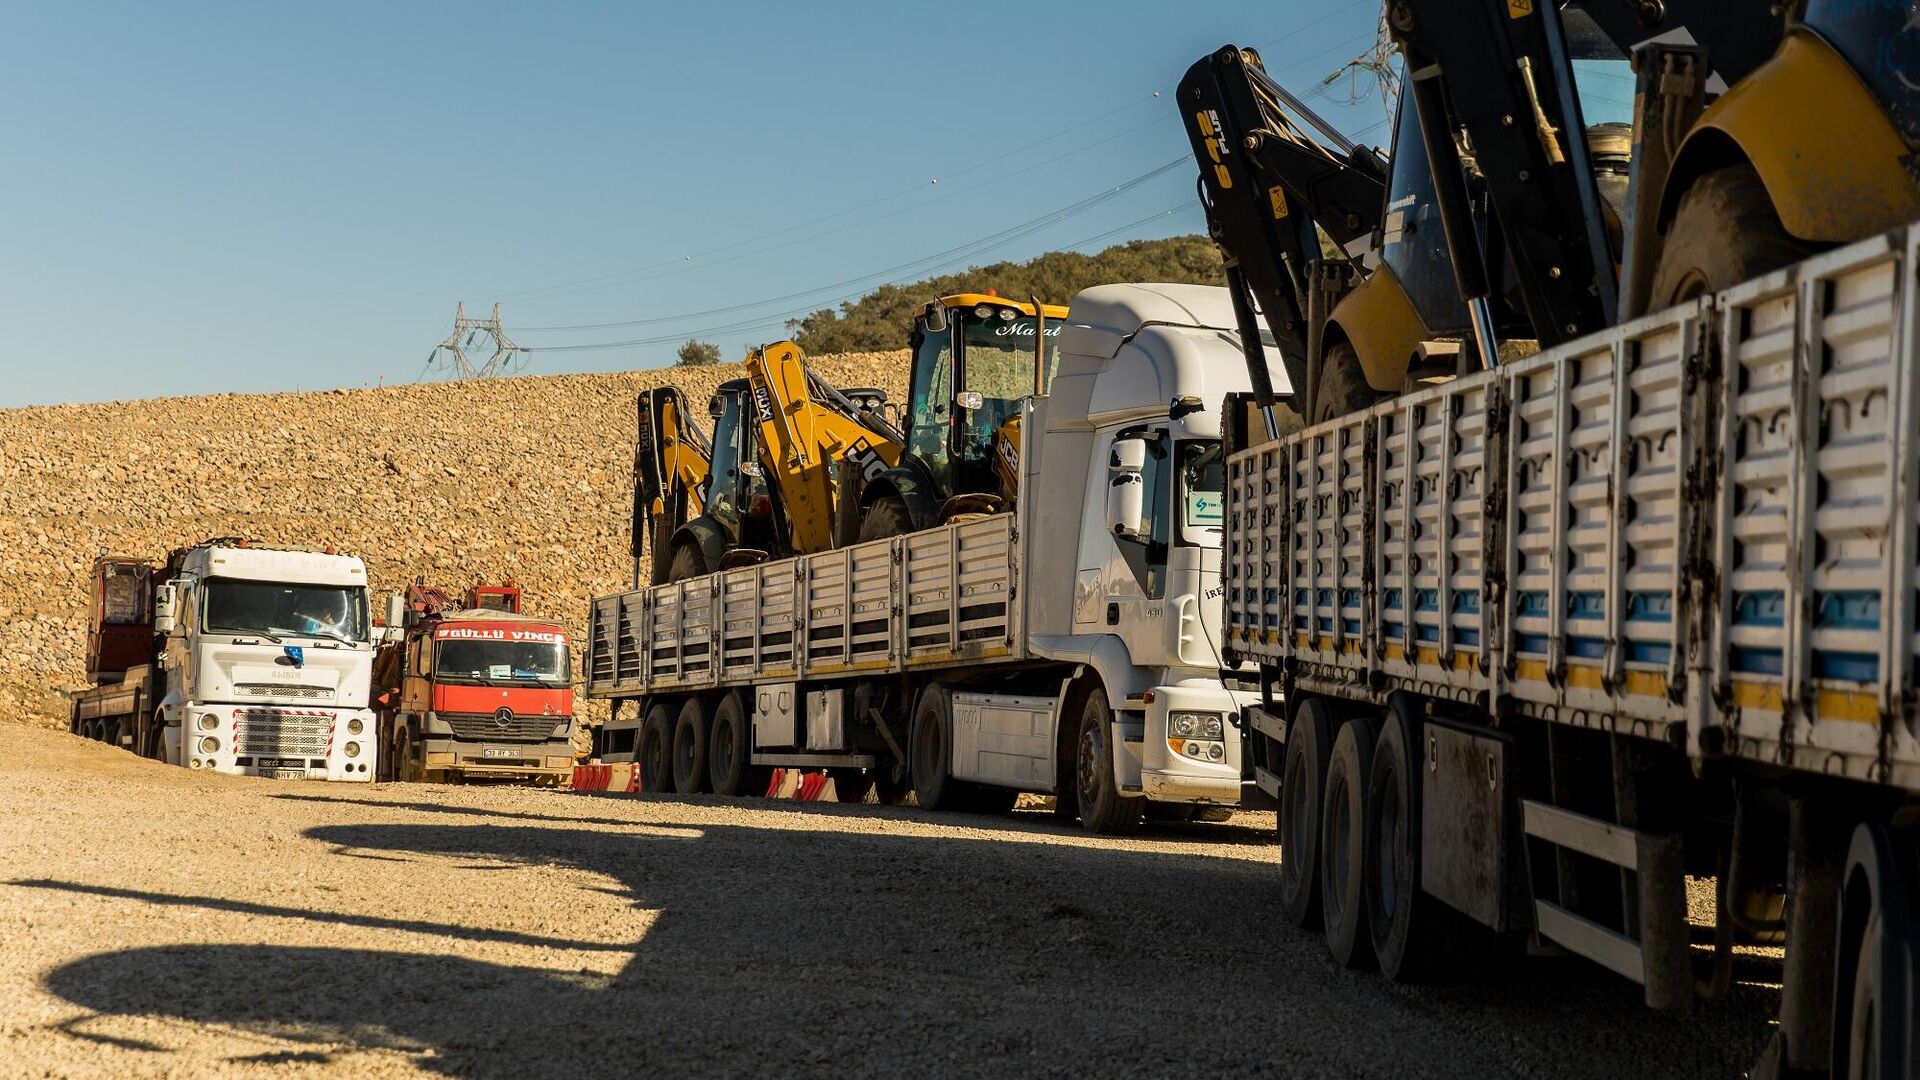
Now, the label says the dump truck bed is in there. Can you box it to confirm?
[1225,227,1920,792]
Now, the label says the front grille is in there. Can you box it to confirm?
[440,712,564,741]
[235,683,336,701]
[235,708,336,757]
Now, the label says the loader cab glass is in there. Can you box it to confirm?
[1380,88,1471,335]
[1797,0,1920,147]
[702,382,777,551]
[905,301,1061,499]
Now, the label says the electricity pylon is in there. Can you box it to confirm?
[428,302,526,379]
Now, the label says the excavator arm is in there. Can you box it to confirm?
[631,386,713,584]
[1178,45,1387,425]
[744,341,904,555]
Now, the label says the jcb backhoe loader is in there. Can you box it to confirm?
[639,340,904,584]
[856,293,1068,541]
[1188,2,1920,426]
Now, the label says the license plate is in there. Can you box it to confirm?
[255,757,304,769]
[269,769,307,779]
[482,748,519,758]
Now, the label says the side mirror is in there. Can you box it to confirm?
[386,594,407,631]
[1106,437,1148,541]
[152,582,178,636]
[708,394,726,420]
[922,303,949,335]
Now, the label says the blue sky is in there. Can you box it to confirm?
[1,1,1389,407]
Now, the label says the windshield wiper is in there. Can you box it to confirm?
[214,627,285,644]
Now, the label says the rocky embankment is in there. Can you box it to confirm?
[0,352,909,728]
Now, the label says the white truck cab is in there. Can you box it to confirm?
[153,543,378,781]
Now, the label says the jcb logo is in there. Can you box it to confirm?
[843,439,888,483]
[1194,109,1233,190]
[752,386,773,424]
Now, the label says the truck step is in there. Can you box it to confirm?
[1521,800,1690,1010]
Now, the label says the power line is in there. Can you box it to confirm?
[501,109,1186,310]
[478,90,1176,306]
[476,6,1381,308]
[519,192,1195,355]
[515,157,1187,340]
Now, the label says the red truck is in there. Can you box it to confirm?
[373,582,576,785]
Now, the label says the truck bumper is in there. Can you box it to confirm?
[185,704,377,783]
[420,736,574,781]
[1138,682,1257,806]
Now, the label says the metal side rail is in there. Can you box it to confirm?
[1521,800,1691,1010]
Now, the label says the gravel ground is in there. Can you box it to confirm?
[0,723,1778,1079]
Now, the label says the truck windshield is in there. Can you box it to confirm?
[435,640,570,686]
[1178,440,1225,546]
[203,579,369,643]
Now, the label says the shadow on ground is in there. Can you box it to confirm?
[27,797,1780,1078]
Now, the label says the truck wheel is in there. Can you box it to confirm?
[666,544,708,583]
[638,702,675,794]
[395,729,421,782]
[1321,713,1380,969]
[830,768,874,803]
[1831,824,1918,1079]
[1312,342,1392,425]
[910,686,960,810]
[1648,162,1810,311]
[1279,698,1336,928]
[672,697,711,794]
[858,496,913,543]
[1075,690,1144,836]
[1365,698,1481,982]
[706,691,755,796]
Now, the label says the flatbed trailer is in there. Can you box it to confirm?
[587,284,1278,832]
[1221,229,1920,1073]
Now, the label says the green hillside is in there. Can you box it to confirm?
[788,235,1225,353]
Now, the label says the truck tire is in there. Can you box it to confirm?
[1365,698,1481,982]
[1279,698,1336,928]
[909,686,960,810]
[1831,824,1918,1080]
[1312,342,1392,425]
[638,702,674,794]
[874,765,914,806]
[1648,162,1810,311]
[1075,690,1144,836]
[395,728,421,783]
[857,496,913,543]
[672,697,711,795]
[1321,713,1380,969]
[706,691,756,796]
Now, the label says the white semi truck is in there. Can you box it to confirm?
[71,538,380,782]
[586,283,1286,832]
[1208,231,1920,1074]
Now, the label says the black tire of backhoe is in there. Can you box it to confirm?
[1311,342,1393,425]
[857,497,913,543]
[666,543,708,583]
[1648,163,1813,312]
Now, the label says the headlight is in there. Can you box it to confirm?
[347,718,364,735]
[344,741,361,758]
[197,713,219,731]
[1208,742,1225,762]
[199,736,220,754]
[1170,712,1224,740]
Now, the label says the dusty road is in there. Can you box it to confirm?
[1,724,1777,1078]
